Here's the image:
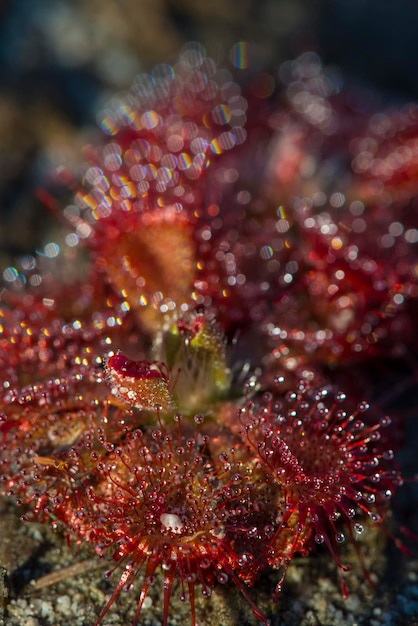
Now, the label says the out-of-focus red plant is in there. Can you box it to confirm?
[0,45,417,626]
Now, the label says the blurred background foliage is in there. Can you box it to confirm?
[1,0,418,264]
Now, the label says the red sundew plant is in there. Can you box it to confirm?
[260,215,415,374]
[234,381,403,598]
[59,417,276,626]
[0,44,417,625]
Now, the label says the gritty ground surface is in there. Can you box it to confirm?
[1,498,417,626]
